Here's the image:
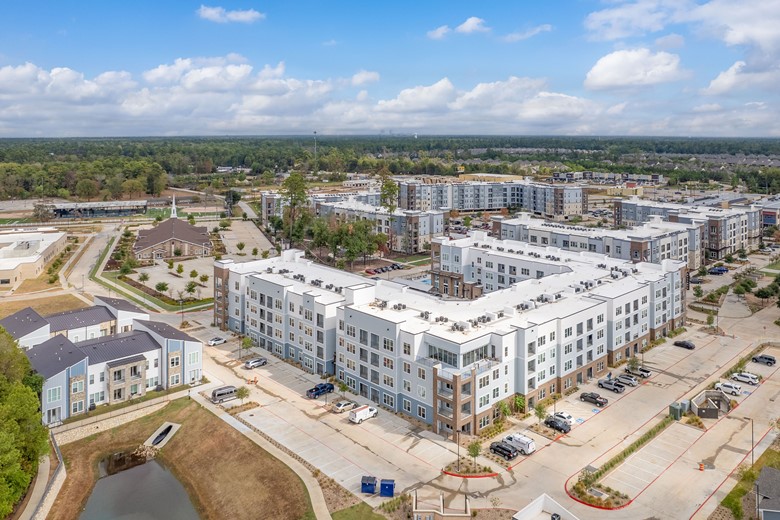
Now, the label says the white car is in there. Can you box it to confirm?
[731,372,759,386]
[208,337,227,346]
[553,411,574,426]
[715,381,742,396]
[615,374,639,387]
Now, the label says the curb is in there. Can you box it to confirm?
[441,470,499,479]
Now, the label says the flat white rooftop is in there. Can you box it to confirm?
[499,213,702,239]
[0,229,65,271]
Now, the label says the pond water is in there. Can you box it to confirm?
[80,459,199,520]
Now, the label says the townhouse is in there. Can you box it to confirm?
[216,237,685,436]
[552,171,665,185]
[315,199,445,253]
[614,197,761,260]
[493,213,705,270]
[0,297,203,426]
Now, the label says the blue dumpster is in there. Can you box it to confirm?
[380,479,395,497]
[361,476,377,494]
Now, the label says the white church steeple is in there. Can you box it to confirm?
[171,194,178,219]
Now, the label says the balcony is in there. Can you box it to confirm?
[437,385,454,399]
[437,406,454,419]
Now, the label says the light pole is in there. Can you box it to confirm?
[313,131,318,174]
[751,418,755,467]
[456,430,460,472]
[179,299,184,326]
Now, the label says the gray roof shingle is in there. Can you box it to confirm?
[75,330,161,364]
[93,296,146,314]
[133,218,211,253]
[45,306,116,333]
[0,307,47,338]
[758,467,780,500]
[134,320,198,342]
[25,335,87,379]
[106,353,148,368]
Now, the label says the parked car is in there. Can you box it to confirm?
[690,277,703,284]
[553,411,574,426]
[544,415,571,434]
[760,248,774,254]
[503,433,536,455]
[625,365,652,378]
[615,374,639,387]
[708,268,726,275]
[208,337,227,346]
[349,405,378,424]
[674,340,696,350]
[243,357,267,369]
[306,383,335,399]
[731,372,759,386]
[392,263,402,270]
[598,378,626,393]
[489,441,519,461]
[332,400,358,413]
[753,354,777,366]
[580,392,608,407]
[365,269,375,275]
[715,381,742,396]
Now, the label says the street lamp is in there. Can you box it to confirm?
[179,299,184,326]
[313,131,318,174]
[456,430,460,472]
[751,417,755,467]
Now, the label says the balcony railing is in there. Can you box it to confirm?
[437,407,454,418]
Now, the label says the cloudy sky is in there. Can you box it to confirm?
[1,1,780,137]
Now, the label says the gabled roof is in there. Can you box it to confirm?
[758,466,780,499]
[0,307,47,338]
[133,319,198,342]
[25,335,86,379]
[106,353,147,369]
[76,330,161,365]
[93,296,146,314]
[133,218,211,253]
[46,306,116,333]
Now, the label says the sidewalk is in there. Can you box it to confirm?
[17,454,50,520]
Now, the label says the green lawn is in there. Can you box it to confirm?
[765,260,780,271]
[332,503,385,520]
[393,254,430,263]
[721,447,780,519]
[0,217,32,224]
[101,271,213,312]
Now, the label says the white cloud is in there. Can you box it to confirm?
[449,76,547,110]
[258,61,285,79]
[503,24,553,42]
[692,103,722,112]
[585,48,688,89]
[606,102,628,115]
[377,78,457,113]
[584,0,689,41]
[702,61,780,95]
[427,25,451,40]
[351,70,380,86]
[655,33,684,49]
[689,0,780,54]
[455,17,490,34]
[197,5,264,24]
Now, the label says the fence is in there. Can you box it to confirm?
[30,432,65,520]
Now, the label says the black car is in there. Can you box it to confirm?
[753,354,777,366]
[580,392,608,407]
[489,441,519,461]
[690,277,703,284]
[544,416,571,434]
[673,340,695,350]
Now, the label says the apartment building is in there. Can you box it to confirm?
[315,200,445,253]
[398,179,587,220]
[259,190,381,225]
[12,301,203,426]
[493,213,705,270]
[552,171,665,185]
[216,239,685,436]
[614,197,761,260]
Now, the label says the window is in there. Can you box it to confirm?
[564,327,572,338]
[417,367,426,380]
[597,314,604,324]
[99,372,105,382]
[403,379,411,392]
[403,342,411,355]
[417,406,427,419]
[383,394,395,408]
[170,374,180,385]
[383,338,394,352]
[403,361,411,374]
[113,388,123,400]
[403,399,411,413]
[359,329,368,345]
[130,384,139,395]
[189,352,199,365]
[47,387,61,403]
[492,388,499,398]
[113,370,123,382]
[71,380,83,394]
[383,357,394,370]
[479,395,490,407]
[564,360,572,371]
[89,374,94,385]
[346,324,356,337]
[478,375,489,389]
[72,401,84,414]
[418,386,427,399]
[564,344,572,355]
[89,391,105,404]
[170,356,180,367]
[428,345,457,367]
[383,375,394,388]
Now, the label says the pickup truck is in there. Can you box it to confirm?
[598,378,626,393]
[580,392,608,407]
[625,365,652,378]
[306,383,334,399]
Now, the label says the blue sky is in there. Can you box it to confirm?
[1,1,779,137]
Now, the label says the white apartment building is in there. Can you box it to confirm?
[493,213,705,270]
[216,237,685,436]
[614,197,761,260]
[315,199,445,253]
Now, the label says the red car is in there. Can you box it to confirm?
[365,269,375,275]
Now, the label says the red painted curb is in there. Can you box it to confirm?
[441,470,499,479]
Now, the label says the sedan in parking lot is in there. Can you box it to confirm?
[674,340,696,350]
[553,411,574,426]
[544,415,571,434]
[365,269,376,275]
[208,337,227,346]
[332,400,358,413]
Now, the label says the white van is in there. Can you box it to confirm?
[503,433,536,455]
[211,385,237,404]
[349,405,378,424]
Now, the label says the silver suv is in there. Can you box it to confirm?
[244,357,268,369]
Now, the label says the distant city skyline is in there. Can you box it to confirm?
[1,1,779,137]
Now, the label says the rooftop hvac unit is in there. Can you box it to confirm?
[555,294,562,299]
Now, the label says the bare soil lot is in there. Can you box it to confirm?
[50,399,313,520]
[0,294,88,319]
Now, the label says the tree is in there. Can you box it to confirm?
[75,179,99,200]
[252,247,258,257]
[262,250,270,259]
[693,286,704,299]
[697,266,708,277]
[338,381,349,397]
[139,273,150,283]
[496,400,511,421]
[119,262,133,275]
[627,356,640,372]
[155,282,168,293]
[32,203,54,223]
[167,260,174,270]
[176,264,184,275]
[463,216,472,228]
[513,394,526,414]
[185,281,197,297]
[534,402,546,425]
[189,269,198,280]
[236,386,250,405]
[236,242,245,252]
[241,336,253,358]
[219,219,231,229]
[280,172,308,247]
[467,441,481,471]
[725,254,735,263]
[173,247,182,257]
[199,274,209,283]
[734,285,746,299]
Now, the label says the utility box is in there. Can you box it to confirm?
[380,479,395,497]
[669,402,682,420]
[680,400,691,414]
[361,476,377,494]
